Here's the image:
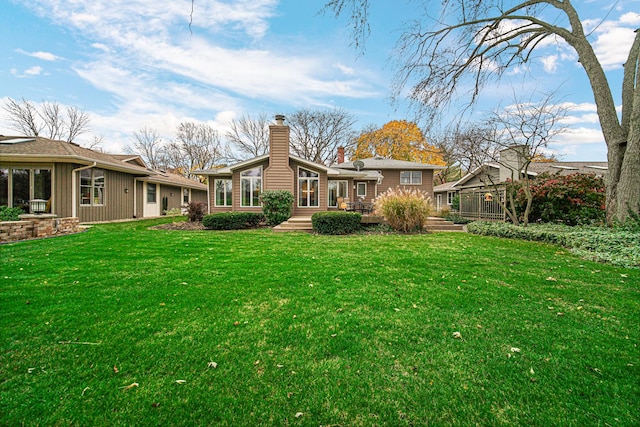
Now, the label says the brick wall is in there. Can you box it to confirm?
[0,216,80,242]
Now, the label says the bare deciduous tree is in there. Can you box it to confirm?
[168,122,223,179]
[325,0,640,224]
[287,108,357,165]
[129,126,166,170]
[225,113,270,160]
[2,97,91,142]
[476,92,569,226]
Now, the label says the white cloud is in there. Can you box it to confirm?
[335,63,356,76]
[541,55,558,73]
[15,49,62,61]
[10,66,45,78]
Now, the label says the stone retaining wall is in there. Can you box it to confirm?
[0,216,80,242]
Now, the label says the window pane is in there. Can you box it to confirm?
[328,181,337,207]
[253,178,261,206]
[33,169,52,202]
[338,181,348,198]
[309,179,319,206]
[0,169,8,206]
[93,186,104,205]
[241,167,262,177]
[400,171,410,184]
[299,180,308,207]
[412,171,422,184]
[147,183,157,203]
[241,179,251,206]
[94,169,105,188]
[12,169,30,212]
[225,180,232,206]
[357,182,366,197]
[183,189,189,204]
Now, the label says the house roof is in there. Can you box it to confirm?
[433,181,458,193]
[196,153,383,181]
[0,136,207,191]
[451,161,608,189]
[0,136,153,175]
[334,157,445,171]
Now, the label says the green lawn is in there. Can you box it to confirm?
[1,218,638,426]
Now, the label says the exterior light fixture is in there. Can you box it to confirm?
[29,199,47,214]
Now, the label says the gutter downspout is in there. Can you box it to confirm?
[72,163,96,218]
[133,178,139,218]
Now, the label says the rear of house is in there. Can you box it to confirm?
[198,115,444,216]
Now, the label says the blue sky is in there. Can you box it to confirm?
[1,0,638,161]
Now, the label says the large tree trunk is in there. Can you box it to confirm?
[615,83,640,222]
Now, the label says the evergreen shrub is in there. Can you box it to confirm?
[311,211,361,235]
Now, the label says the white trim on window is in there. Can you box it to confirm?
[328,180,348,208]
[214,179,233,207]
[298,167,320,208]
[400,171,422,185]
[356,182,367,198]
[240,166,262,207]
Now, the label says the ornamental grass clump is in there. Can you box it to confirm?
[374,186,432,232]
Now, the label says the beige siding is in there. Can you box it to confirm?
[54,163,74,218]
[78,169,135,222]
[191,189,208,204]
[159,185,183,212]
[377,170,435,200]
[264,125,294,192]
[135,180,144,218]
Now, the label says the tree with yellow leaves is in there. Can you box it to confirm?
[350,120,445,165]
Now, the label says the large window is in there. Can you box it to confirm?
[80,169,105,206]
[328,180,348,208]
[400,171,422,185]
[240,167,262,207]
[215,179,232,206]
[1,167,53,212]
[298,168,319,207]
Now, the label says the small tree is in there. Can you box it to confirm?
[260,190,294,226]
[374,187,432,232]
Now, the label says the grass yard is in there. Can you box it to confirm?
[1,218,638,426]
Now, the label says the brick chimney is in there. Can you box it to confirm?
[337,146,345,164]
[264,114,294,192]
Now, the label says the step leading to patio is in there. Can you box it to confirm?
[272,217,313,232]
[424,217,465,232]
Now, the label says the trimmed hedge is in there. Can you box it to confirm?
[467,221,640,268]
[312,211,362,235]
[202,212,265,230]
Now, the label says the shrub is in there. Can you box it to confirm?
[164,207,182,216]
[437,206,451,217]
[374,187,432,232]
[312,211,362,235]
[451,194,460,211]
[186,201,207,222]
[260,190,294,226]
[467,221,640,268]
[513,173,605,225]
[0,206,24,221]
[202,212,265,230]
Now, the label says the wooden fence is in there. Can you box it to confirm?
[459,189,506,221]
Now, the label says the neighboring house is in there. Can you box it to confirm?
[0,136,207,222]
[433,145,607,218]
[197,115,444,216]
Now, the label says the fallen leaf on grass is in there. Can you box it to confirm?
[120,382,139,390]
[510,347,521,353]
[207,361,218,369]
[546,277,557,282]
[175,380,186,384]
[295,412,304,418]
[452,332,462,339]
[113,366,119,374]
